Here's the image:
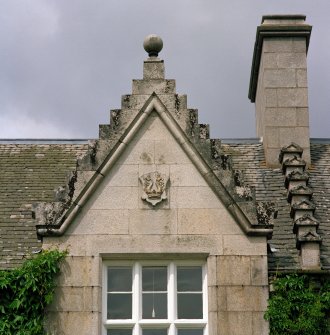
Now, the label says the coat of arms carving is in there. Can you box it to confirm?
[139,171,169,206]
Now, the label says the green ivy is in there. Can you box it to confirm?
[0,249,66,335]
[265,274,330,335]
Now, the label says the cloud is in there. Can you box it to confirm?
[0,112,74,138]
[0,0,329,139]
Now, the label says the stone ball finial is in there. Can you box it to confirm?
[143,34,163,57]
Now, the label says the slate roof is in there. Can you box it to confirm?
[222,140,330,271]
[310,142,330,270]
[1,138,329,271]
[0,142,89,269]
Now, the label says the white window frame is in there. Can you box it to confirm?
[102,260,208,335]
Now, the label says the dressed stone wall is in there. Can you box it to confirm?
[43,112,269,335]
[250,15,312,166]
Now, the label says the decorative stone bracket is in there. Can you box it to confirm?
[139,171,169,206]
[279,143,321,269]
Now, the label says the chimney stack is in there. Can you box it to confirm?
[249,15,312,167]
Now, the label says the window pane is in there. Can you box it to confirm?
[142,267,167,291]
[107,329,132,335]
[108,267,132,291]
[107,293,132,319]
[177,293,203,319]
[142,293,167,319]
[177,267,202,292]
[177,329,203,335]
[143,330,167,335]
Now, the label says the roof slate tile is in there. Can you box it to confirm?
[0,140,329,271]
[223,142,330,271]
[0,144,88,269]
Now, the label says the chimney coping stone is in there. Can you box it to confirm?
[248,16,312,102]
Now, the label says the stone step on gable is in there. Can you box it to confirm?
[35,43,273,240]
[36,94,273,238]
[279,143,321,269]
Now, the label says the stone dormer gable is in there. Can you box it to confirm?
[290,199,316,218]
[279,142,304,163]
[287,184,313,203]
[282,156,307,175]
[293,214,319,233]
[36,35,273,239]
[279,142,322,269]
[297,230,322,245]
[285,170,310,189]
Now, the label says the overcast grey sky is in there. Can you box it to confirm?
[1,0,329,139]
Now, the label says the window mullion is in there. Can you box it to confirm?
[133,262,140,335]
[168,262,176,335]
[202,264,208,323]
[102,264,107,335]
[203,264,208,335]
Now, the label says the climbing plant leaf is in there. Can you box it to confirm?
[0,249,66,335]
[265,274,330,335]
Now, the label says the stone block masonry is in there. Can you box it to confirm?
[249,15,312,166]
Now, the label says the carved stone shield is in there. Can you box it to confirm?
[139,171,169,206]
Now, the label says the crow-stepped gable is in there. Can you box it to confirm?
[1,17,330,335]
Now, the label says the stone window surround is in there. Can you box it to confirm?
[102,260,208,335]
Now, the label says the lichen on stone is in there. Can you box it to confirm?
[233,170,244,187]
[235,186,253,200]
[220,154,231,170]
[199,124,209,140]
[111,109,121,128]
[189,109,197,137]
[256,201,276,225]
